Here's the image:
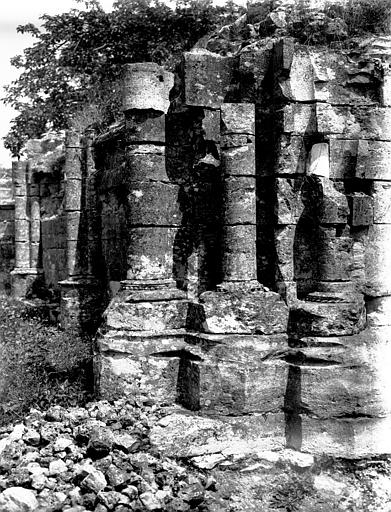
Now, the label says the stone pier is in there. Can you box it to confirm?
[96,63,188,400]
[11,161,41,297]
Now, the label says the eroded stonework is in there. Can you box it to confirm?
[12,7,391,458]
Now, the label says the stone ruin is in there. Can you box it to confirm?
[9,3,391,459]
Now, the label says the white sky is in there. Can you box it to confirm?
[0,0,116,167]
[0,0,245,168]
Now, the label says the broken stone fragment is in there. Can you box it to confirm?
[273,134,306,176]
[276,47,315,102]
[0,487,39,512]
[281,103,317,135]
[183,49,236,108]
[356,140,391,180]
[317,104,391,139]
[125,112,165,143]
[122,63,174,114]
[221,103,255,135]
[308,143,329,179]
[87,427,114,458]
[289,298,366,337]
[198,287,289,334]
[348,193,374,226]
[81,467,107,494]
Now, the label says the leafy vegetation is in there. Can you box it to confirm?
[3,0,242,157]
[284,0,391,46]
[3,0,391,157]
[0,296,93,425]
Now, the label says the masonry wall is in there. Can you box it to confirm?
[13,13,391,459]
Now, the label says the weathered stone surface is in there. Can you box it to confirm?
[65,179,82,211]
[201,109,220,142]
[275,177,304,224]
[98,350,181,403]
[275,225,295,281]
[296,326,391,416]
[239,40,273,102]
[222,225,257,281]
[221,139,256,176]
[183,50,235,108]
[310,49,380,105]
[122,63,173,113]
[300,416,391,458]
[177,333,288,414]
[364,224,391,296]
[308,143,329,179]
[319,182,349,225]
[329,139,357,179]
[223,177,256,224]
[276,47,315,102]
[373,182,391,223]
[356,140,391,180]
[104,299,187,331]
[221,103,255,135]
[150,411,286,458]
[281,104,317,135]
[0,487,39,512]
[348,193,374,226]
[289,298,366,337]
[317,104,391,139]
[125,112,165,143]
[273,135,306,176]
[126,227,178,280]
[317,234,353,281]
[127,182,181,226]
[197,287,289,334]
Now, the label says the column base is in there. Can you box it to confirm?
[10,268,42,298]
[96,278,189,401]
[189,282,289,334]
[59,276,103,332]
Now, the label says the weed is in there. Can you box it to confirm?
[0,296,93,425]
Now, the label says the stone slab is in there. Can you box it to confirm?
[183,50,236,108]
[122,63,173,113]
[104,298,188,331]
[150,410,286,458]
[221,103,255,135]
[196,287,289,334]
[317,104,391,139]
[289,298,366,336]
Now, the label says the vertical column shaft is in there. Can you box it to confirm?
[12,161,30,269]
[28,172,40,269]
[220,103,257,283]
[64,131,83,278]
[122,63,180,293]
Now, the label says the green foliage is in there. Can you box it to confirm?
[3,0,242,157]
[285,0,391,45]
[0,297,93,425]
